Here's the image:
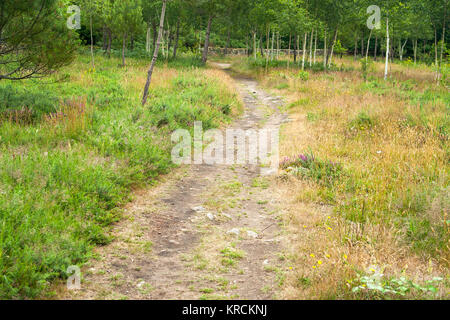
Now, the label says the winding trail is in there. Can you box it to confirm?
[63,63,288,300]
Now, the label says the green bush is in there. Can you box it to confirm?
[0,85,59,122]
[350,111,376,130]
[297,71,309,81]
[280,152,343,186]
[360,58,375,81]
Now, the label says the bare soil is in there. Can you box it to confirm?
[61,63,290,300]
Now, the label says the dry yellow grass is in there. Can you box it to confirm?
[246,56,450,299]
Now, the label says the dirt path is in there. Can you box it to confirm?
[62,64,288,300]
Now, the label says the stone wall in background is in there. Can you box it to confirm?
[205,47,325,56]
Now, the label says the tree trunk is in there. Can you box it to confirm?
[152,22,158,48]
[328,28,338,67]
[354,35,358,60]
[122,33,127,67]
[225,27,231,55]
[107,28,112,58]
[271,30,275,61]
[399,39,407,61]
[288,33,291,69]
[309,28,314,67]
[433,26,439,80]
[324,29,327,69]
[439,4,447,81]
[366,28,373,61]
[253,31,257,59]
[294,34,298,63]
[374,35,378,61]
[161,30,165,58]
[361,32,364,58]
[142,0,167,106]
[390,25,394,62]
[202,15,213,64]
[102,26,108,52]
[435,26,438,67]
[265,25,270,72]
[413,38,417,65]
[146,25,151,52]
[246,33,249,56]
[302,32,307,71]
[259,35,264,57]
[173,19,180,59]
[90,14,95,69]
[167,28,172,56]
[384,17,390,80]
[277,32,280,60]
[313,29,317,64]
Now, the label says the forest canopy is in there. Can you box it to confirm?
[0,0,79,80]
[1,0,447,80]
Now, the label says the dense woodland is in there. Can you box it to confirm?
[0,0,449,80]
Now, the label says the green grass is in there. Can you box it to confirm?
[220,247,244,267]
[225,55,449,299]
[0,53,241,299]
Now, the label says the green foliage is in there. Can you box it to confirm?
[0,0,79,80]
[333,40,347,56]
[275,83,289,89]
[350,111,375,131]
[280,152,343,187]
[351,267,443,299]
[360,58,374,82]
[439,63,449,88]
[297,71,310,81]
[220,247,244,266]
[0,54,240,299]
[111,0,144,37]
[0,85,59,122]
[248,57,288,69]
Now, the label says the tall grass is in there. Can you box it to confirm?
[247,56,449,299]
[0,53,242,299]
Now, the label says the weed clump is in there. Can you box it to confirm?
[280,152,343,186]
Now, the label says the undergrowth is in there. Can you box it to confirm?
[0,53,241,299]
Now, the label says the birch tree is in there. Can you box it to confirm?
[112,0,144,67]
[142,0,167,105]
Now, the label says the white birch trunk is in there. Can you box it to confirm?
[328,28,338,68]
[413,39,417,65]
[302,32,307,71]
[309,28,314,67]
[323,29,327,69]
[271,30,275,61]
[399,39,407,61]
[142,0,167,105]
[253,31,257,60]
[384,18,390,80]
[313,29,317,64]
[277,32,280,60]
[366,28,373,61]
[287,33,291,69]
